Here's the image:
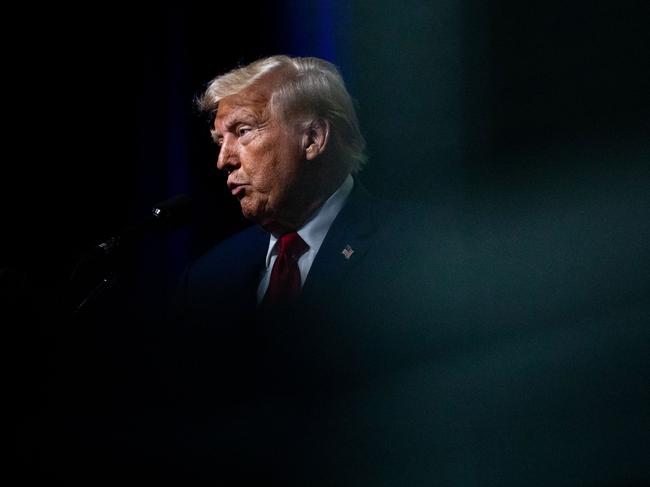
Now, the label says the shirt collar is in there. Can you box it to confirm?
[264,174,354,268]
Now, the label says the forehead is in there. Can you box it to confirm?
[215,83,273,127]
[214,67,294,128]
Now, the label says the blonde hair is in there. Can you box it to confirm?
[197,55,367,173]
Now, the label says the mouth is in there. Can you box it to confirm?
[232,185,247,197]
[227,181,248,198]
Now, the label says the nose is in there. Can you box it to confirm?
[216,134,239,173]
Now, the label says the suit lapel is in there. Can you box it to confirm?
[301,182,378,304]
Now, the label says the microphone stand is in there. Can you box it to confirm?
[67,235,125,317]
[72,272,117,316]
[67,194,191,317]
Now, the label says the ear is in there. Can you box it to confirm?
[302,119,330,161]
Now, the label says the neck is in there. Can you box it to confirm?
[263,172,350,235]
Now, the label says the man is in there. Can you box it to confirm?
[175,54,429,360]
[170,55,435,484]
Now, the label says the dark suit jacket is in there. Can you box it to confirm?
[175,181,418,319]
[168,182,442,483]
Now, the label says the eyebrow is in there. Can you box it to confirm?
[217,108,259,131]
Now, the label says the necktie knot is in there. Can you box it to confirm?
[276,231,308,261]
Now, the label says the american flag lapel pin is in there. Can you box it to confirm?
[341,244,354,260]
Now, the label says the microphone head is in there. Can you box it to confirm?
[151,194,192,229]
[79,194,192,263]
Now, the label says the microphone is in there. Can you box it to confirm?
[69,194,192,314]
[92,193,192,257]
[151,193,192,229]
[70,194,191,278]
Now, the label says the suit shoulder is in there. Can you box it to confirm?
[173,225,267,313]
[196,225,265,262]
[185,225,267,281]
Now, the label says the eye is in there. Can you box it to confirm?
[237,126,252,137]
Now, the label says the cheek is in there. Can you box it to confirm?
[245,152,278,188]
[243,132,299,192]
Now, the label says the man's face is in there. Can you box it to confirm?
[213,83,306,230]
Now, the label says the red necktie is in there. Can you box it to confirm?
[262,232,309,308]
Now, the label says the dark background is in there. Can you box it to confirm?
[6,0,649,483]
[4,0,648,291]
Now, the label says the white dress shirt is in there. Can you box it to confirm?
[257,175,354,303]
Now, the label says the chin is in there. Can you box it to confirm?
[239,202,263,223]
[241,193,273,220]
